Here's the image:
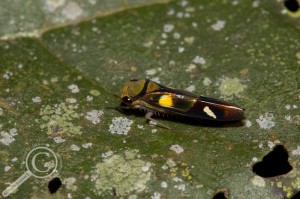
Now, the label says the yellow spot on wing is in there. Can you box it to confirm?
[203,106,217,119]
[159,95,174,107]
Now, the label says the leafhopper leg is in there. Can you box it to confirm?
[145,111,170,130]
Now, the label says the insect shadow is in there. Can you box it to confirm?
[116,104,244,129]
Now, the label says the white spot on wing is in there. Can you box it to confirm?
[203,106,217,119]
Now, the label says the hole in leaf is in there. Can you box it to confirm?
[48,177,62,194]
[284,0,300,12]
[291,191,300,199]
[252,145,292,178]
[213,188,229,199]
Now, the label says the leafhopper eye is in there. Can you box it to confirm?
[122,96,133,104]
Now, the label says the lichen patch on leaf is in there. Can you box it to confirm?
[63,177,77,191]
[43,0,65,13]
[109,117,133,135]
[85,110,104,124]
[160,158,192,193]
[65,98,77,103]
[170,144,184,154]
[292,146,300,156]
[68,84,80,93]
[193,55,206,65]
[0,128,18,146]
[61,2,83,21]
[40,102,82,136]
[219,77,246,97]
[270,162,300,199]
[92,149,152,197]
[53,136,66,143]
[251,176,265,187]
[256,113,275,130]
[32,96,42,103]
[90,89,100,96]
[203,77,212,86]
[296,51,300,60]
[245,120,252,127]
[211,20,226,31]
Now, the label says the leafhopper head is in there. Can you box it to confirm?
[119,79,146,105]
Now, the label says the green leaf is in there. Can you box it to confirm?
[1,0,300,198]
